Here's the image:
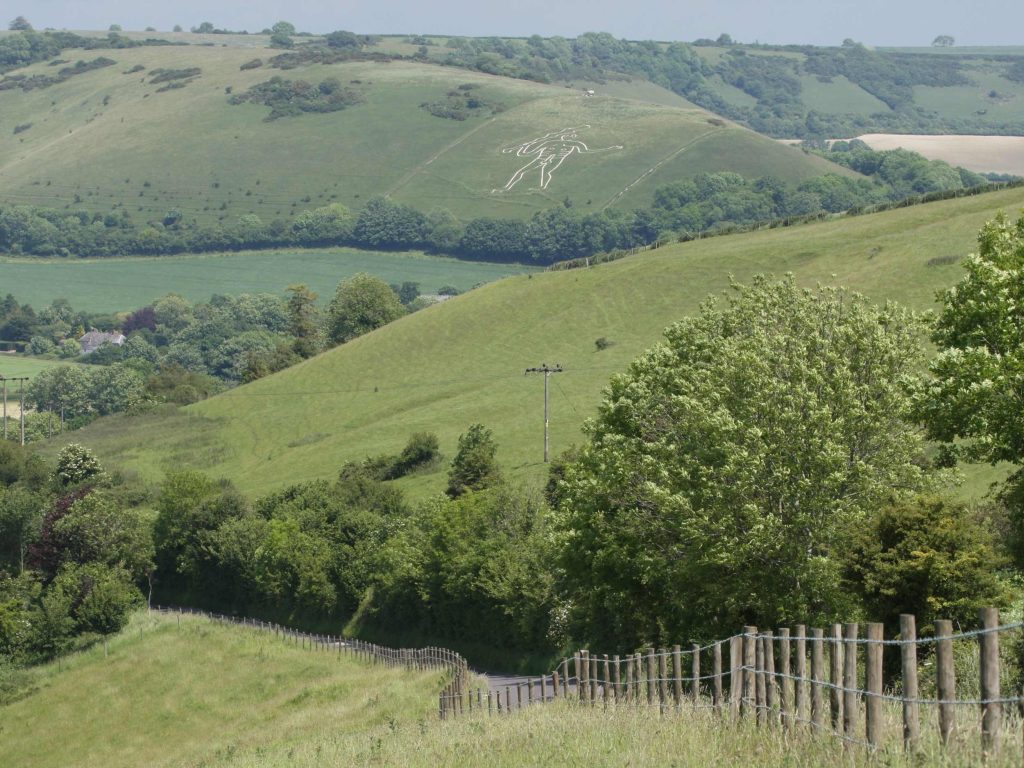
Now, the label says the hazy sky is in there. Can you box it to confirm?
[10,0,1024,47]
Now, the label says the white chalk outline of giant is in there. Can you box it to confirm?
[493,125,623,192]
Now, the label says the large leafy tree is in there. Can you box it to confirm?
[919,212,1024,553]
[325,272,405,346]
[920,212,1024,469]
[555,277,930,648]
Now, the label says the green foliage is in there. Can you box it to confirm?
[844,495,1006,633]
[326,272,406,346]
[446,424,501,498]
[228,76,363,120]
[54,444,104,487]
[921,212,1024,467]
[373,484,556,650]
[0,57,117,92]
[420,85,505,121]
[555,277,930,647]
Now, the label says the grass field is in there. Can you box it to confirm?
[0,249,537,313]
[60,186,1024,500]
[0,41,842,227]
[0,355,79,379]
[2,611,1018,768]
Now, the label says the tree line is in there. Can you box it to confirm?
[2,273,434,438]
[3,213,1023,672]
[0,146,994,263]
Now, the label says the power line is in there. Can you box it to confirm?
[0,376,30,445]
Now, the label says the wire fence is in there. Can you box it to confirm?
[440,607,1024,761]
[149,605,1023,759]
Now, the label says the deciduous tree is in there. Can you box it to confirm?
[555,277,930,647]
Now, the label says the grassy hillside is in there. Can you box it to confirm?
[0,39,846,227]
[0,249,536,313]
[63,186,1024,499]
[0,611,439,768]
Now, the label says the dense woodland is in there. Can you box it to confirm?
[3,213,1023,675]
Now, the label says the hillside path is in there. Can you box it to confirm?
[384,117,498,197]
[601,128,733,209]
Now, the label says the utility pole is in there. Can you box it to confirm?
[19,376,26,446]
[525,363,563,463]
[0,376,29,444]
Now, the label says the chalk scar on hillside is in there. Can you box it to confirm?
[492,126,623,193]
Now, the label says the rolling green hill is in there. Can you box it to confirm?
[63,186,1024,499]
[0,38,848,228]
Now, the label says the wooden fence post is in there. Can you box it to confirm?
[979,607,1001,756]
[730,635,742,720]
[742,627,757,720]
[779,628,792,732]
[488,690,494,716]
[540,674,548,703]
[603,655,611,708]
[755,633,767,726]
[647,648,656,707]
[829,623,843,730]
[691,643,701,706]
[590,655,599,705]
[900,613,920,753]
[578,651,587,703]
[764,631,777,725]
[622,655,630,704]
[865,622,883,750]
[552,669,560,698]
[843,623,859,746]
[935,619,956,746]
[673,645,683,706]
[561,660,569,698]
[659,649,669,711]
[811,628,824,732]
[713,641,723,715]
[613,655,621,703]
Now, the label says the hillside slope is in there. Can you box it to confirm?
[0,612,437,768]
[65,186,1024,497]
[0,40,847,226]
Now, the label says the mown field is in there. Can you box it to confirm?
[0,355,80,379]
[857,134,1024,177]
[0,249,537,313]
[61,186,1024,500]
[2,611,1017,768]
[0,41,843,227]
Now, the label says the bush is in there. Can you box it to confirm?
[54,444,104,487]
[844,495,1008,634]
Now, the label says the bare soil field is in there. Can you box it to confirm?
[857,134,1024,176]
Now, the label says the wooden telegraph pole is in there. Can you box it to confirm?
[525,364,563,462]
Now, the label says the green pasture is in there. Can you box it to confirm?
[61,186,1024,499]
[912,66,1024,121]
[0,249,536,313]
[0,44,844,227]
[0,355,79,379]
[798,74,890,116]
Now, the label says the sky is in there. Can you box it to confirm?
[8,0,1024,47]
